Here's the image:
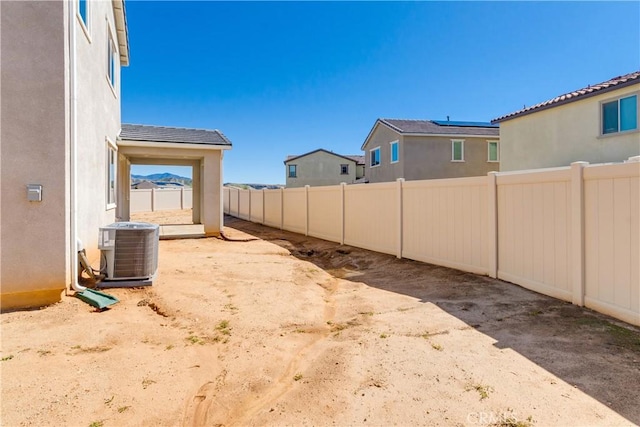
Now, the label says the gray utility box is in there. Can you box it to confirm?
[98,222,159,281]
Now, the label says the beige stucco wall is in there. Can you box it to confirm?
[403,135,499,180]
[0,0,124,309]
[500,84,640,171]
[363,123,404,183]
[1,1,69,309]
[75,0,122,264]
[363,124,499,183]
[285,151,357,187]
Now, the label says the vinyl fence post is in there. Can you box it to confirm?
[280,187,284,230]
[396,178,404,259]
[151,188,156,212]
[236,187,240,218]
[180,187,185,210]
[262,188,266,225]
[571,161,588,306]
[340,182,346,245]
[305,185,310,236]
[248,188,252,221]
[487,172,498,278]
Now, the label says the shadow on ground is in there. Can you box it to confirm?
[224,215,640,425]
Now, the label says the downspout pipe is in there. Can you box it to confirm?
[69,0,85,293]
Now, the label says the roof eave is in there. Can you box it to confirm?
[402,132,500,138]
[112,0,129,66]
[118,139,232,150]
[284,148,360,164]
[493,76,640,124]
[361,119,402,150]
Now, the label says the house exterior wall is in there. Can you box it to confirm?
[0,0,125,310]
[285,151,357,187]
[1,1,70,309]
[403,135,499,180]
[500,84,640,171]
[363,124,499,183]
[75,0,122,264]
[363,124,404,183]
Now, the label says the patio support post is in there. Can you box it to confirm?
[571,161,588,306]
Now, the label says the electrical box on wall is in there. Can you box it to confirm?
[27,184,42,202]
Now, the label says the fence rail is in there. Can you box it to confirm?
[224,160,640,326]
[130,188,192,212]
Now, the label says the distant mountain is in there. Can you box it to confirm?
[132,173,192,187]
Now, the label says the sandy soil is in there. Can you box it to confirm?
[2,210,640,427]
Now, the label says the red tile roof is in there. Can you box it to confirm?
[492,71,640,123]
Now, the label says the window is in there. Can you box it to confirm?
[106,141,116,208]
[288,164,297,178]
[390,141,399,163]
[78,0,88,29]
[340,164,349,175]
[370,147,380,167]
[487,141,499,162]
[602,94,638,135]
[451,140,464,161]
[107,30,117,89]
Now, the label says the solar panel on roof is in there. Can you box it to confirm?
[432,120,498,128]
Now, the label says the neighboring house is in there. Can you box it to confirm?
[284,149,365,187]
[0,2,231,310]
[132,181,185,189]
[132,180,159,189]
[361,119,500,183]
[493,71,640,171]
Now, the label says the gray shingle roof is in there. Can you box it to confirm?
[379,119,499,136]
[493,71,640,123]
[120,124,232,146]
[285,149,364,165]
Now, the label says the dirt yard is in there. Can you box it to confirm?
[2,210,640,426]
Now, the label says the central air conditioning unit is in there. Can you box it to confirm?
[98,222,159,281]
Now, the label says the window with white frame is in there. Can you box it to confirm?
[451,140,464,162]
[487,141,499,162]
[390,140,399,163]
[288,164,297,178]
[340,164,349,175]
[602,94,638,135]
[106,141,117,208]
[107,29,117,89]
[370,147,380,167]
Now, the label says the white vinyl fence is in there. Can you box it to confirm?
[130,188,192,212]
[224,161,640,326]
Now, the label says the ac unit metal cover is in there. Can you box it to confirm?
[99,222,159,280]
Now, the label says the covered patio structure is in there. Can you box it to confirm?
[117,124,232,236]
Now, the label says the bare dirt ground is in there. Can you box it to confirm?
[2,209,640,427]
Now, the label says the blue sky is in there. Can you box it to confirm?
[124,1,640,184]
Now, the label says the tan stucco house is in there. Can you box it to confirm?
[493,71,640,171]
[284,149,365,187]
[361,119,500,183]
[0,2,230,310]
